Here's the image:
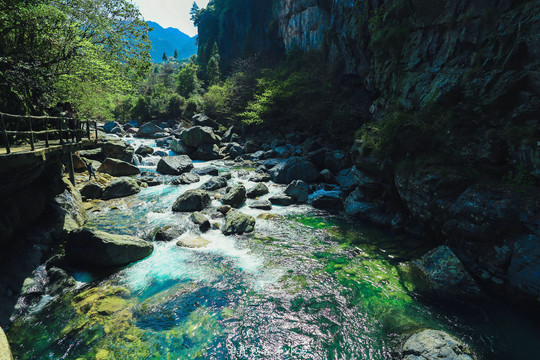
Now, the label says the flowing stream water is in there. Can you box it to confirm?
[7,138,540,359]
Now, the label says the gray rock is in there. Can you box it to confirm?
[157,155,193,175]
[248,170,271,182]
[102,139,134,163]
[285,180,309,203]
[193,166,219,176]
[170,139,190,155]
[269,157,319,184]
[65,228,153,268]
[218,205,232,215]
[193,143,221,160]
[192,113,217,128]
[269,194,295,206]
[249,200,272,210]
[223,211,256,235]
[311,192,343,210]
[172,189,211,212]
[228,143,244,158]
[190,212,210,231]
[103,121,121,133]
[80,181,104,199]
[139,176,162,187]
[402,330,474,360]
[155,136,175,147]
[222,126,236,142]
[78,148,103,161]
[243,139,257,154]
[97,158,140,176]
[180,126,220,148]
[344,188,395,226]
[320,169,335,183]
[172,172,200,185]
[153,225,185,241]
[135,145,154,156]
[199,176,228,191]
[247,183,269,198]
[102,177,140,200]
[222,185,247,208]
[411,245,480,299]
[137,122,163,138]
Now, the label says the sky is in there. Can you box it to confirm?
[131,0,210,37]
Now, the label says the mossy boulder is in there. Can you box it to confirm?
[223,211,255,235]
[222,185,246,208]
[172,189,211,212]
[102,177,140,200]
[157,155,194,175]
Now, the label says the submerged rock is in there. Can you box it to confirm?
[246,183,269,198]
[222,185,246,208]
[402,329,475,360]
[223,211,256,235]
[157,155,194,175]
[176,234,211,248]
[97,158,140,177]
[172,189,211,212]
[102,177,140,200]
[269,157,319,184]
[65,228,153,268]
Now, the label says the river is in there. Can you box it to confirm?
[7,138,540,359]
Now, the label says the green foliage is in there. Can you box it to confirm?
[206,43,221,86]
[201,80,235,122]
[177,59,202,98]
[0,0,151,116]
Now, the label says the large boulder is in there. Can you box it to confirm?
[269,157,319,184]
[190,212,210,231]
[180,126,220,148]
[65,228,153,268]
[80,181,105,200]
[135,145,154,156]
[199,176,228,191]
[137,122,163,138]
[102,177,140,200]
[269,194,295,206]
[172,189,211,212]
[97,158,140,177]
[102,139,134,163]
[176,234,211,248]
[310,191,343,210]
[170,139,190,155]
[103,121,121,133]
[408,245,480,299]
[156,155,193,175]
[153,225,185,241]
[193,166,219,176]
[192,114,217,128]
[247,183,269,198]
[223,211,256,235]
[249,200,272,210]
[344,188,395,226]
[285,180,309,203]
[222,185,246,208]
[402,330,475,360]
[193,143,222,160]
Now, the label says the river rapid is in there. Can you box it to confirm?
[7,137,540,359]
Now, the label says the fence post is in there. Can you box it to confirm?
[59,118,64,146]
[86,120,90,139]
[28,116,35,151]
[0,113,10,154]
[45,117,49,147]
[94,121,98,143]
[67,151,75,185]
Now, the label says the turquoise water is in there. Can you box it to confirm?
[7,141,540,359]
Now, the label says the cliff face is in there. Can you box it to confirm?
[198,0,540,304]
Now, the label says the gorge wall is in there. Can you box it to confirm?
[197,0,540,305]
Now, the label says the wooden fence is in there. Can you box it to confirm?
[0,112,99,154]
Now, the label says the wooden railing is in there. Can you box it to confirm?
[0,112,99,154]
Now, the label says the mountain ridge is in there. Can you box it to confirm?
[146,20,197,63]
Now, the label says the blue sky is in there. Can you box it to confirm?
[131,0,210,37]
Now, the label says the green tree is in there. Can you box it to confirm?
[174,49,178,59]
[0,0,151,115]
[162,52,168,62]
[206,43,221,86]
[190,1,200,23]
[177,58,201,97]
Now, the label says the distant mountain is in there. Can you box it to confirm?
[146,21,197,63]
